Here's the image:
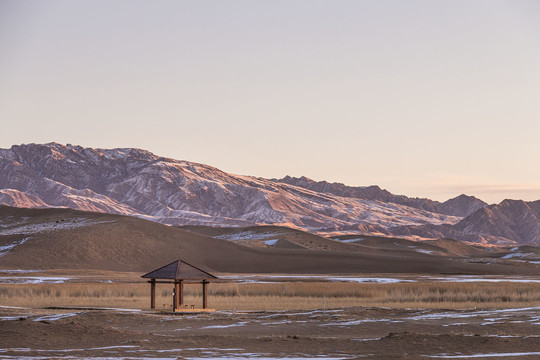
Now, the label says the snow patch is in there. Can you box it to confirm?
[329,277,415,284]
[0,238,30,256]
[184,356,356,360]
[33,313,80,322]
[0,316,27,321]
[335,238,364,243]
[502,252,532,259]
[321,319,391,326]
[0,219,116,236]
[420,275,540,283]
[201,322,248,329]
[215,231,277,241]
[427,352,540,358]
[0,276,71,284]
[220,274,415,283]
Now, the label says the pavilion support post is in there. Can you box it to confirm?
[202,280,208,309]
[150,279,156,309]
[174,280,180,311]
[179,280,184,307]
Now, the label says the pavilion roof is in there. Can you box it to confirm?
[141,260,217,280]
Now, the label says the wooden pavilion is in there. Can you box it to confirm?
[141,259,217,311]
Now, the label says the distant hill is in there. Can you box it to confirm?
[389,200,540,246]
[452,199,540,245]
[0,143,538,245]
[276,176,486,217]
[0,206,534,275]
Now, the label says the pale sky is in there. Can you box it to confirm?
[1,0,539,204]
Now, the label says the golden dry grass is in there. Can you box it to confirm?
[1,281,540,310]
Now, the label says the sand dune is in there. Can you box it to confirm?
[0,206,537,275]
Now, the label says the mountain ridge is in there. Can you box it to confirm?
[274,175,486,217]
[0,143,538,246]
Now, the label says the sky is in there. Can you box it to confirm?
[1,0,539,204]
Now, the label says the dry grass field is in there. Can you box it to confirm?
[2,280,540,310]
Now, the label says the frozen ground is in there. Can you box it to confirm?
[0,305,539,359]
[214,231,278,241]
[0,276,72,284]
[220,274,540,284]
[426,353,540,358]
[0,238,30,256]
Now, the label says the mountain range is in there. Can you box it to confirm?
[0,143,539,246]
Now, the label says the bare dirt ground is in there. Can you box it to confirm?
[2,206,540,358]
[1,304,540,359]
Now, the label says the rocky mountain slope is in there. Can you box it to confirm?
[387,199,540,246]
[0,143,538,245]
[276,176,486,217]
[0,143,459,230]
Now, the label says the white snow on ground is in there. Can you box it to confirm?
[76,307,142,313]
[259,320,291,326]
[0,238,30,256]
[124,348,246,354]
[33,313,81,322]
[0,277,71,284]
[73,345,141,352]
[220,275,414,283]
[409,312,487,321]
[0,219,115,236]
[263,239,279,246]
[426,352,540,358]
[224,279,278,284]
[408,307,540,322]
[502,252,536,259]
[0,316,27,321]
[320,319,393,326]
[0,345,358,360]
[214,232,277,241]
[0,270,39,273]
[329,277,415,284]
[256,309,343,319]
[335,238,364,243]
[221,274,540,284]
[0,344,153,352]
[182,355,357,360]
[163,348,244,352]
[415,249,434,255]
[185,357,358,360]
[0,306,25,309]
[421,276,540,283]
[407,246,434,255]
[0,355,176,360]
[201,322,248,329]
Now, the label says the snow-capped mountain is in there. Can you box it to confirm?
[0,143,538,245]
[276,176,486,217]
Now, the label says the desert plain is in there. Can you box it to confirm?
[1,206,540,359]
